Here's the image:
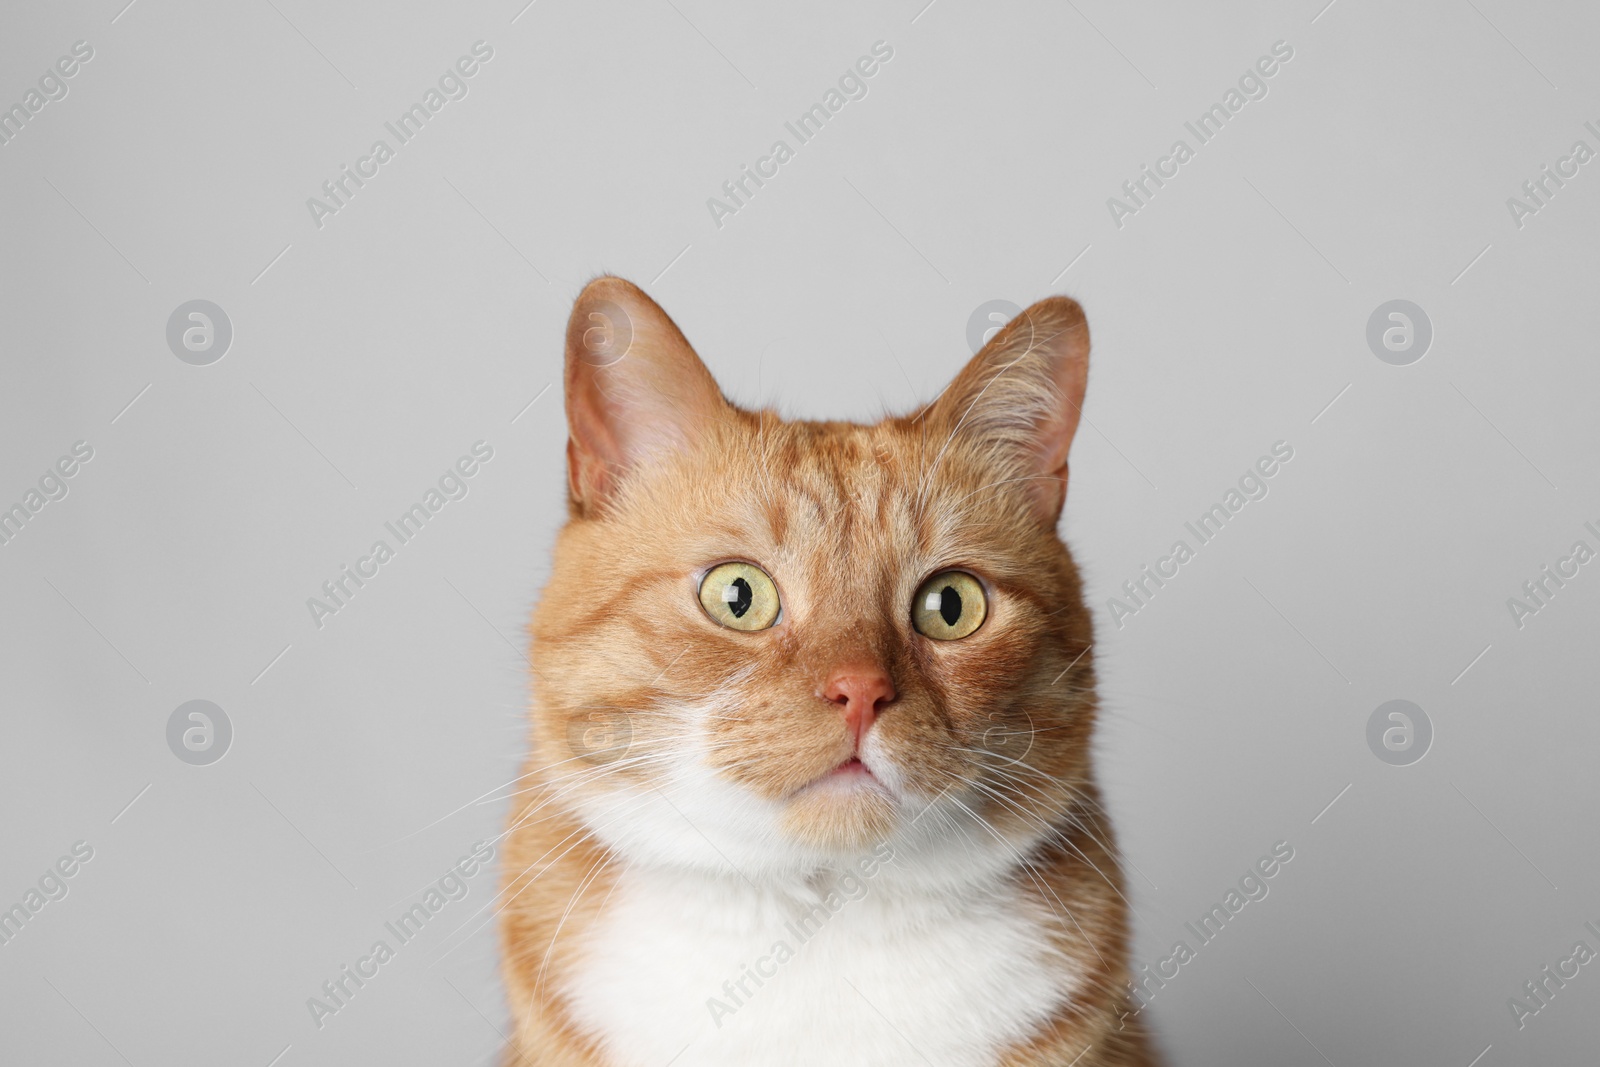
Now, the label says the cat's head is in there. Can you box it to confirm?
[527,277,1097,882]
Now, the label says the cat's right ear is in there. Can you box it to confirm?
[563,276,730,512]
[925,295,1090,525]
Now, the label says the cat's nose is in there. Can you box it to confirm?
[821,665,896,746]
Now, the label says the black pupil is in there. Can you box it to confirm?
[727,577,753,618]
[938,585,962,626]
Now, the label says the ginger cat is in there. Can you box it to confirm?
[499,277,1158,1066]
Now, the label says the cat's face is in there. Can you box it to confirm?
[527,278,1095,878]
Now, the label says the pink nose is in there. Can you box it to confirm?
[822,665,896,748]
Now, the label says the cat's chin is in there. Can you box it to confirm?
[779,772,898,852]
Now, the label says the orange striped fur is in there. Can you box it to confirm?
[500,277,1159,1066]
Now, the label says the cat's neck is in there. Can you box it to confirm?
[556,775,1059,902]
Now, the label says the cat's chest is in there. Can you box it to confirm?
[559,870,1076,1067]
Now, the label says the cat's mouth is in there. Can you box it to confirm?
[805,754,889,795]
[831,756,874,779]
[781,751,899,848]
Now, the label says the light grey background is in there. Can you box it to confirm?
[2,0,1596,1064]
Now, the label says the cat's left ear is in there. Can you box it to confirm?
[926,296,1090,524]
[563,276,731,513]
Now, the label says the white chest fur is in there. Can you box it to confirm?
[559,864,1076,1067]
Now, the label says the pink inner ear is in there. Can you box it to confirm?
[1033,462,1070,522]
[929,296,1090,523]
[562,277,731,511]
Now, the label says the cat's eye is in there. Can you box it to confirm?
[698,562,781,631]
[912,570,987,641]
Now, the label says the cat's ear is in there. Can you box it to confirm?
[563,276,730,511]
[926,296,1090,524]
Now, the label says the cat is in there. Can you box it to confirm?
[499,276,1158,1066]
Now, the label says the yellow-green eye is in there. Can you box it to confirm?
[912,570,987,640]
[698,562,781,631]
